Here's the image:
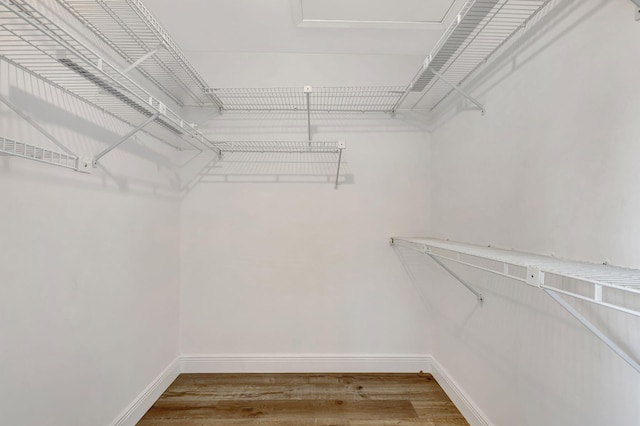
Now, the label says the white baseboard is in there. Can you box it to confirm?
[110,354,491,426]
[179,354,431,374]
[429,357,493,426]
[110,357,180,426]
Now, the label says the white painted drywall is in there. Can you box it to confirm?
[179,112,432,358]
[0,58,182,425]
[419,0,640,425]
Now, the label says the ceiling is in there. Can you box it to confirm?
[141,0,465,87]
[143,0,463,56]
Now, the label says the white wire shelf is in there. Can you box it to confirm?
[0,0,215,153]
[0,135,79,171]
[391,237,640,316]
[56,0,222,108]
[208,87,406,113]
[214,141,345,154]
[392,237,640,374]
[399,0,551,111]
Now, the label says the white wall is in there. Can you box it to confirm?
[179,112,432,359]
[419,0,640,425]
[0,58,182,426]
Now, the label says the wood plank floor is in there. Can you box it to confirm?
[137,373,469,425]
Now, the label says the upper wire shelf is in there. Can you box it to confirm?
[56,0,222,108]
[209,87,406,113]
[0,0,215,152]
[399,0,551,111]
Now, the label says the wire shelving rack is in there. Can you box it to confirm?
[56,0,222,108]
[0,135,82,171]
[0,0,217,155]
[391,237,640,374]
[210,86,406,113]
[396,0,551,112]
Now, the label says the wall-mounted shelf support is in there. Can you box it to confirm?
[544,288,640,374]
[122,44,164,75]
[390,237,640,374]
[428,252,484,302]
[428,68,485,115]
[334,143,344,190]
[213,141,346,188]
[92,112,160,167]
[304,86,313,141]
[390,237,484,302]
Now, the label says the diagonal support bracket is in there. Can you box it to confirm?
[92,112,159,167]
[389,238,484,303]
[544,288,640,374]
[123,44,164,74]
[428,252,484,303]
[429,68,485,115]
[334,141,345,190]
[304,85,313,142]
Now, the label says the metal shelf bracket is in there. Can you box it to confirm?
[390,237,484,303]
[429,68,485,115]
[304,85,313,141]
[123,43,165,74]
[544,288,640,374]
[92,112,160,167]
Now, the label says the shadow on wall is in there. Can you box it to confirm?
[425,0,608,130]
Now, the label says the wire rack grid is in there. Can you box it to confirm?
[56,0,222,108]
[404,0,551,111]
[0,135,78,170]
[210,86,406,113]
[392,237,640,317]
[213,141,344,154]
[0,0,212,151]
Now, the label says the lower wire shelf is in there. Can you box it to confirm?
[0,135,85,172]
[391,237,640,373]
[213,141,346,189]
[213,140,345,154]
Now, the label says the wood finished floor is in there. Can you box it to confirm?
[137,373,469,425]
